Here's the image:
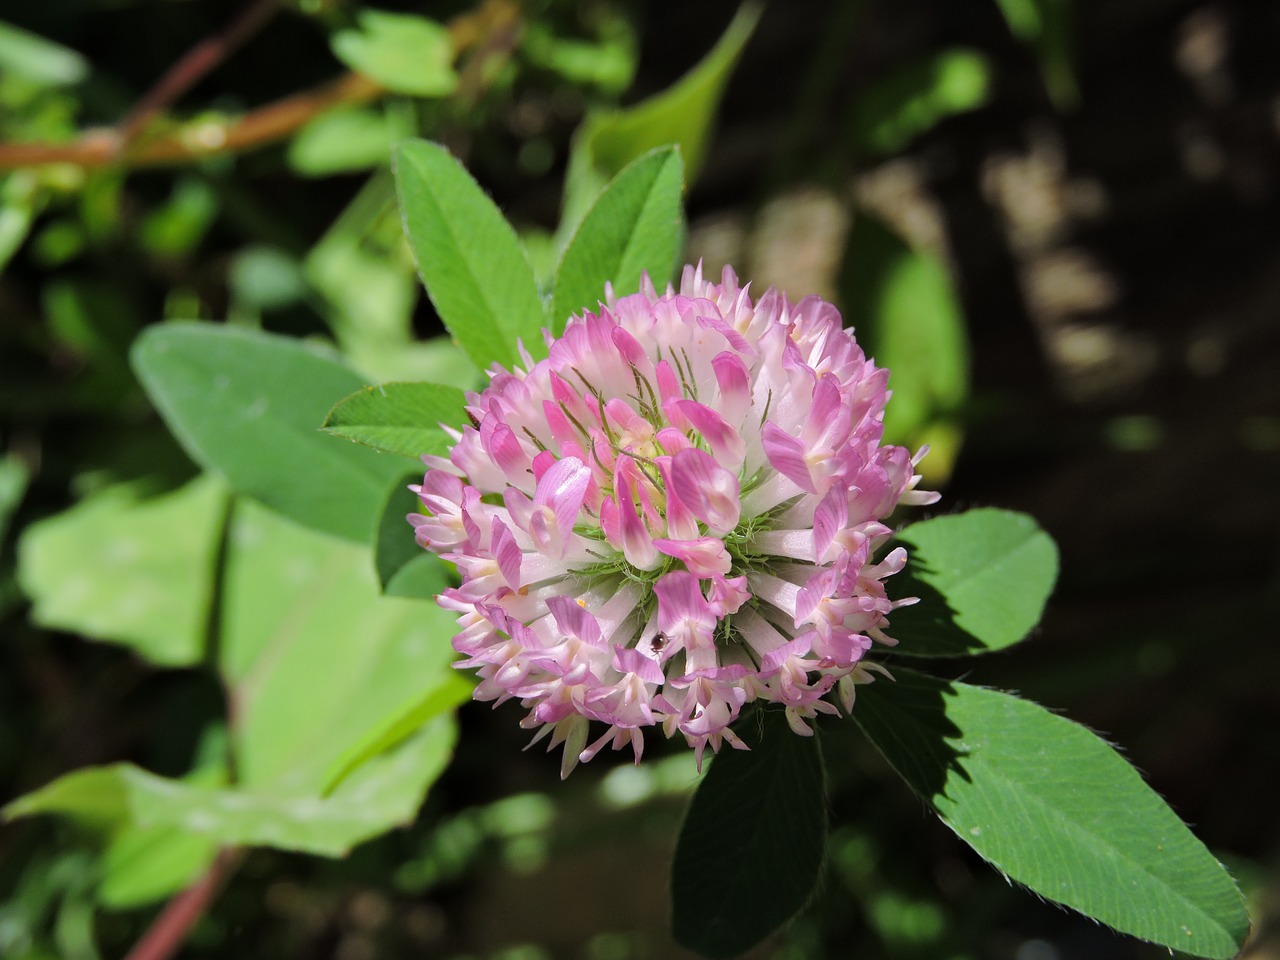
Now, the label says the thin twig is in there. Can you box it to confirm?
[122,847,244,960]
[119,0,282,145]
[0,0,520,172]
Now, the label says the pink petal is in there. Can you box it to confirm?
[669,448,741,534]
[761,421,816,493]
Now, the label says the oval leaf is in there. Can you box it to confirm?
[394,140,546,370]
[551,146,684,334]
[851,669,1249,959]
[890,508,1057,656]
[131,323,411,542]
[324,380,468,459]
[672,709,826,959]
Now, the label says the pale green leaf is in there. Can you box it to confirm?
[130,323,412,542]
[289,106,397,177]
[394,140,546,370]
[672,709,826,958]
[852,670,1249,959]
[18,476,228,667]
[324,381,468,459]
[0,21,88,86]
[551,146,684,333]
[331,11,458,98]
[5,717,457,857]
[890,508,1058,657]
[218,499,460,794]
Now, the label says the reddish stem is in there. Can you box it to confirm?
[122,848,243,960]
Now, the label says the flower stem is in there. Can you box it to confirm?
[122,847,243,960]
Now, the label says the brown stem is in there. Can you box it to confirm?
[0,0,520,172]
[119,0,282,145]
[122,847,244,960]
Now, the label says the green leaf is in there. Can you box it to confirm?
[289,106,398,177]
[0,453,29,545]
[0,21,88,87]
[324,381,468,459]
[840,213,969,476]
[218,499,460,794]
[394,140,546,370]
[130,323,412,542]
[367,467,463,600]
[889,508,1057,657]
[671,709,826,958]
[18,476,229,667]
[98,728,229,909]
[550,146,684,334]
[560,3,761,239]
[4,716,457,857]
[994,0,1077,108]
[849,48,991,156]
[331,10,458,98]
[852,670,1249,959]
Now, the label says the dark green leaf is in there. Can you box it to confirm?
[551,146,684,334]
[890,508,1057,657]
[852,670,1249,959]
[324,381,468,459]
[394,140,546,370]
[130,322,410,542]
[672,709,826,958]
[370,470,442,594]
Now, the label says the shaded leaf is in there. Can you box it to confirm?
[331,10,458,98]
[18,476,229,667]
[324,381,468,459]
[131,323,411,542]
[551,146,684,333]
[852,670,1249,959]
[890,508,1057,657]
[672,709,826,958]
[395,140,546,370]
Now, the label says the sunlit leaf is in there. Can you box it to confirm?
[4,717,457,857]
[840,213,969,479]
[331,10,458,98]
[890,508,1058,657]
[131,323,411,542]
[0,21,88,87]
[18,476,228,667]
[289,106,399,177]
[324,381,468,459]
[560,3,760,239]
[852,670,1249,959]
[394,140,546,370]
[672,709,826,958]
[849,48,991,156]
[551,146,684,333]
[218,499,460,794]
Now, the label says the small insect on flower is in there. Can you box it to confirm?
[409,264,937,777]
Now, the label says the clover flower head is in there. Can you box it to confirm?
[411,264,938,776]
